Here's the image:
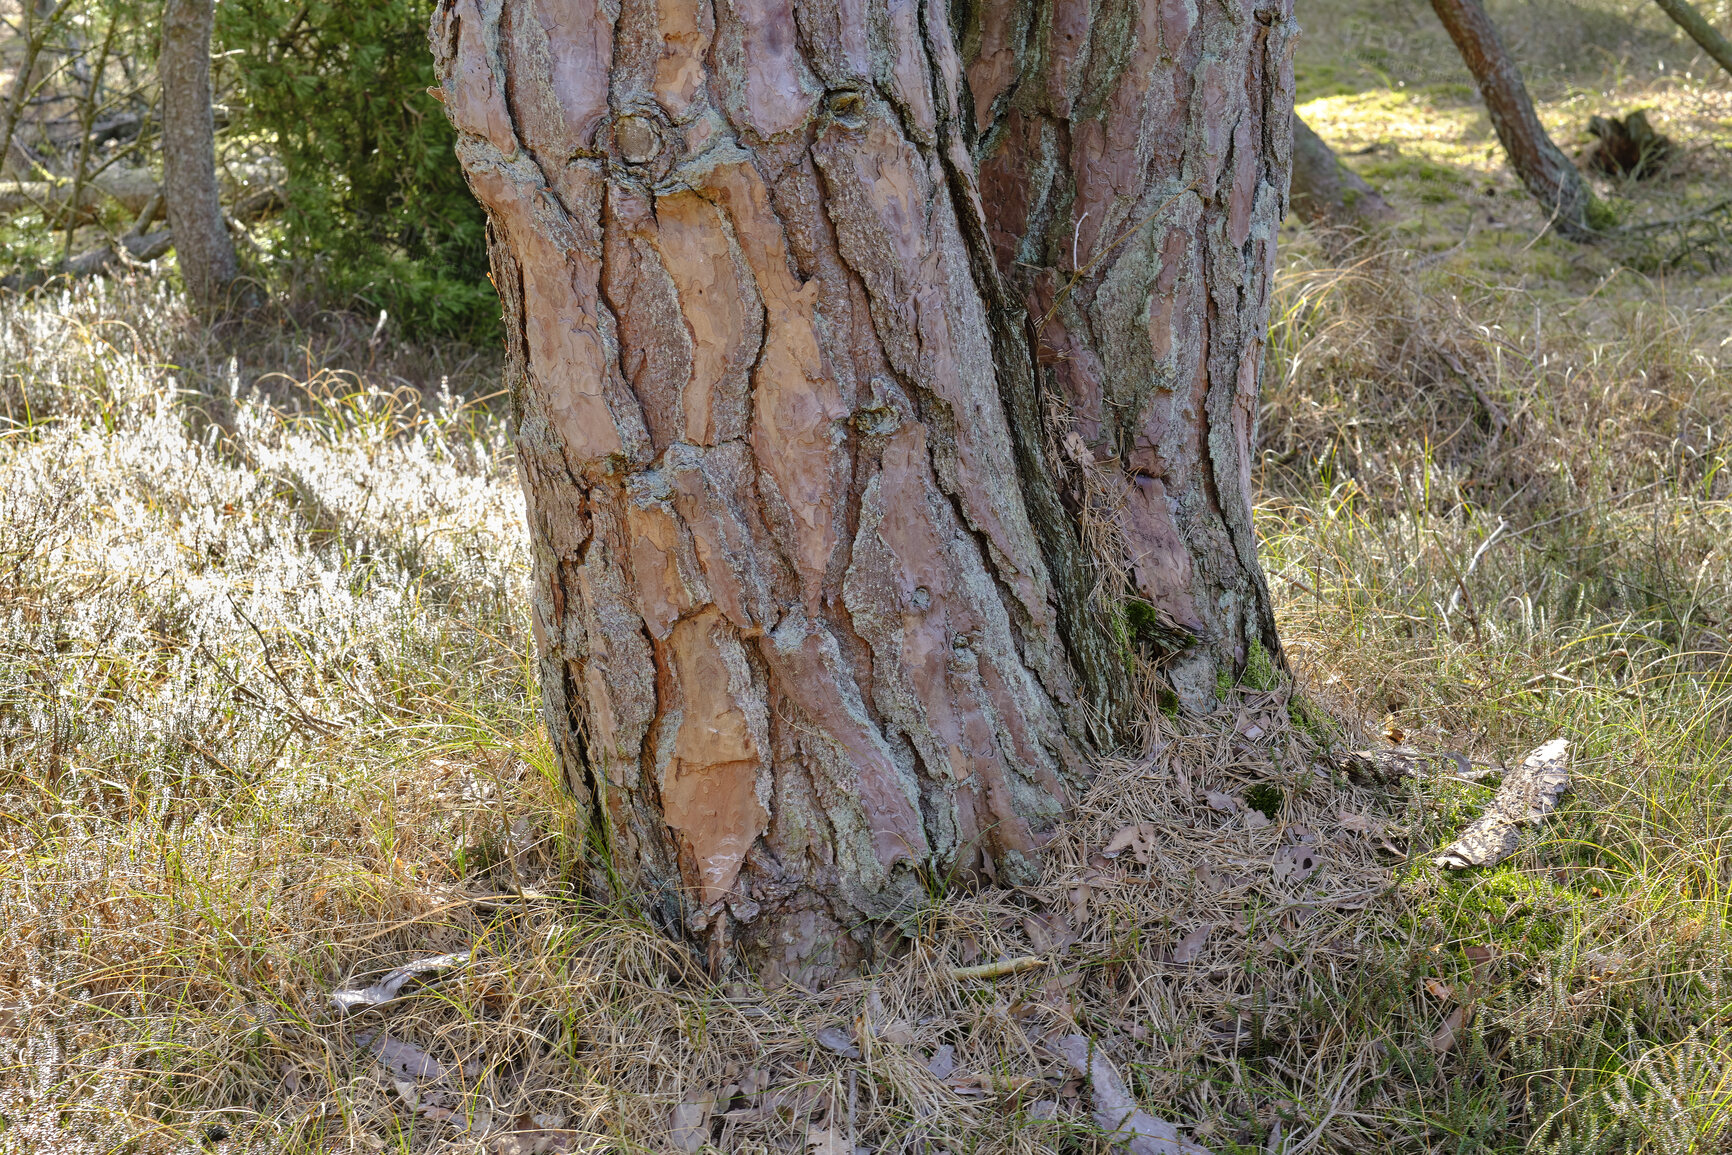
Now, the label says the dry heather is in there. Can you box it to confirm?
[3,60,1732,1155]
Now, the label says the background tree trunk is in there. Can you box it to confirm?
[1290,114,1390,225]
[1429,0,1599,239]
[432,0,1291,984]
[1651,0,1732,79]
[160,0,238,308]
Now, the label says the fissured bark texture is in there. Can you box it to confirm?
[432,0,1291,984]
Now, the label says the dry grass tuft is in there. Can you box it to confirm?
[1259,172,1732,1148]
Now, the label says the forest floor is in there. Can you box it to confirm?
[2,1,1732,1152]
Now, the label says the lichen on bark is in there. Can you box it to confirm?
[432,0,1292,984]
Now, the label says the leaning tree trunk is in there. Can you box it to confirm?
[161,0,239,309]
[1652,0,1732,79]
[1429,0,1599,239]
[431,0,1291,985]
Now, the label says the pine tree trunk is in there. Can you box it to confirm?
[160,0,239,309]
[1429,0,1598,238]
[1290,114,1390,225]
[432,0,1292,985]
[1651,0,1732,80]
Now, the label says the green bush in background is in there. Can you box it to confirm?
[218,0,495,341]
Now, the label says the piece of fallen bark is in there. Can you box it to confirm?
[1054,1034,1212,1155]
[331,950,472,1012]
[1335,746,1475,784]
[1435,739,1569,869]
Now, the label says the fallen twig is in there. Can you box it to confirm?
[949,956,1046,981]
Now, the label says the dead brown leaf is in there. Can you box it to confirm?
[669,1093,716,1153]
[1170,924,1214,964]
[874,1020,917,1046]
[1271,843,1321,883]
[1103,823,1161,865]
[807,1127,851,1155]
[957,933,981,966]
[815,1026,860,1059]
[1338,811,1382,835]
[492,1113,576,1154]
[1023,911,1078,954]
[1430,1006,1468,1053]
[1193,861,1220,893]
[363,1033,445,1080]
[1068,869,1110,922]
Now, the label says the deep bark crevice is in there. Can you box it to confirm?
[935,130,1130,741]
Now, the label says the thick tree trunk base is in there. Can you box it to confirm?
[434,0,1291,983]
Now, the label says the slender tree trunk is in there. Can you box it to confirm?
[1652,0,1732,78]
[61,18,119,264]
[432,0,1291,985]
[1290,115,1390,225]
[160,0,238,308]
[0,0,70,177]
[1429,0,1599,239]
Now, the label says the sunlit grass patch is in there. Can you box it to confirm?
[1259,223,1732,1148]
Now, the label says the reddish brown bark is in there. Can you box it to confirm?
[432,0,1291,984]
[1429,0,1598,238]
